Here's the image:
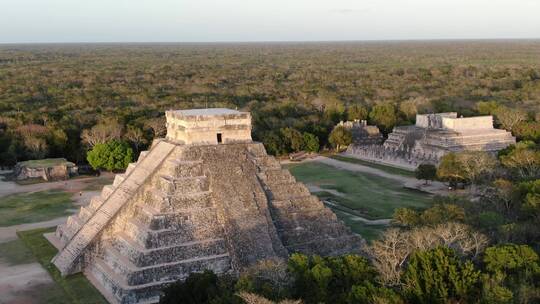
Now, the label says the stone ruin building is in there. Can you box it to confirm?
[346,113,516,170]
[48,108,364,304]
[13,158,78,181]
[337,120,384,146]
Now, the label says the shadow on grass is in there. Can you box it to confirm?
[17,227,107,304]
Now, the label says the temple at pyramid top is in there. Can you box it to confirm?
[49,107,363,304]
[165,108,252,145]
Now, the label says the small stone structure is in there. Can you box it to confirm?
[13,158,78,181]
[346,113,516,170]
[337,120,384,146]
[49,108,364,304]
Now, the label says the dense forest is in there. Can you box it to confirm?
[0,41,539,167]
[1,42,539,303]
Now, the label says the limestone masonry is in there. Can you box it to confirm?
[49,108,364,304]
[346,112,516,170]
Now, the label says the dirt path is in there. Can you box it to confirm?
[0,172,114,198]
[0,217,68,244]
[0,262,56,304]
[311,156,450,195]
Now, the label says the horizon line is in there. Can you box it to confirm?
[2,37,540,45]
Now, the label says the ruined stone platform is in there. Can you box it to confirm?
[49,109,364,304]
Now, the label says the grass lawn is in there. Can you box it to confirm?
[288,162,433,220]
[81,176,114,191]
[0,190,73,226]
[330,155,416,177]
[17,227,108,304]
[331,209,386,242]
[18,158,73,168]
[0,238,35,265]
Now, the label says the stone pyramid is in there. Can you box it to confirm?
[49,108,364,304]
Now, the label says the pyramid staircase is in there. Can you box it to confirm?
[51,141,364,304]
[250,154,363,256]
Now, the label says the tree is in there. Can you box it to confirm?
[437,153,466,188]
[519,179,540,217]
[346,105,368,121]
[145,116,167,138]
[328,126,352,151]
[512,121,540,142]
[288,253,382,304]
[236,259,293,301]
[476,101,500,115]
[483,244,540,303]
[402,247,481,304]
[399,99,418,122]
[369,103,397,133]
[369,223,488,286]
[493,179,521,215]
[302,133,319,152]
[160,270,237,304]
[87,140,133,171]
[494,107,528,133]
[458,151,498,189]
[281,128,304,152]
[81,118,123,147]
[415,163,437,185]
[124,126,147,153]
[500,141,540,180]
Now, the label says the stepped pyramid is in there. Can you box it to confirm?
[48,108,364,304]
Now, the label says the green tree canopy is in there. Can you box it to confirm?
[369,103,398,133]
[402,247,481,304]
[437,153,467,187]
[328,126,352,151]
[415,163,437,184]
[346,105,369,121]
[302,132,319,152]
[86,140,133,171]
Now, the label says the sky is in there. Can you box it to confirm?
[1,0,540,43]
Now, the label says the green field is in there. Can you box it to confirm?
[330,155,416,177]
[0,190,73,226]
[17,228,108,304]
[18,158,74,168]
[0,238,35,265]
[288,162,433,240]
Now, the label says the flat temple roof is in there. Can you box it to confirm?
[171,108,244,117]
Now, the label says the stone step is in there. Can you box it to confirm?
[112,232,228,267]
[78,206,95,223]
[142,189,213,213]
[125,163,137,175]
[102,245,231,286]
[113,174,126,187]
[124,215,224,249]
[137,151,149,163]
[101,185,115,200]
[163,159,203,178]
[89,196,105,211]
[52,140,177,276]
[87,258,172,304]
[153,175,209,195]
[257,169,296,185]
[252,156,281,170]
[265,182,311,201]
[270,195,323,211]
